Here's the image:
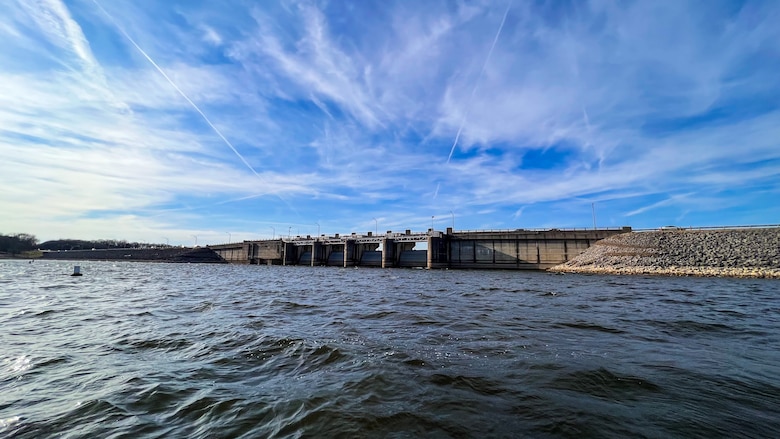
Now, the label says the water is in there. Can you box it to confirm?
[1,260,778,438]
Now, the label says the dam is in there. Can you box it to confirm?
[209,227,631,270]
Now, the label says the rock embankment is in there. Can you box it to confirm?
[549,228,780,279]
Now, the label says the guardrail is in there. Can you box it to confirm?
[633,224,780,232]
[230,227,638,244]
[453,227,630,233]
[281,230,439,245]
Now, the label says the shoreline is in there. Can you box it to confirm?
[549,264,780,279]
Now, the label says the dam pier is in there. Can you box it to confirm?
[210,227,631,270]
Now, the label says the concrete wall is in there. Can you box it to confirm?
[214,244,248,263]
[447,229,629,269]
[255,241,283,260]
[211,241,284,264]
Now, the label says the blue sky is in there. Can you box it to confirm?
[1,0,779,245]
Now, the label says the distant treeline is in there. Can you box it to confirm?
[39,239,169,251]
[1,233,168,253]
[0,233,38,254]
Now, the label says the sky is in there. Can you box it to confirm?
[1,0,779,246]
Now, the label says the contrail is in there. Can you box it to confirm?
[446,1,512,164]
[92,0,297,213]
[93,0,257,175]
[92,0,300,216]
[582,106,592,131]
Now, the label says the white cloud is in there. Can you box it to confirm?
[200,25,222,46]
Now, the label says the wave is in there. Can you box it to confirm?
[548,367,662,401]
[648,319,764,336]
[556,321,627,334]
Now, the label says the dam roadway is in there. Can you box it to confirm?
[209,227,631,270]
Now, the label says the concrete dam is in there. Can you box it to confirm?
[209,227,632,270]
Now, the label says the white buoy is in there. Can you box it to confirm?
[71,266,82,276]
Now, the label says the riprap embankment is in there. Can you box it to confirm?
[550,228,780,279]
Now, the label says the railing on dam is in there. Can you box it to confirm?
[453,227,628,233]
[208,227,632,270]
[633,224,780,232]
[277,230,439,245]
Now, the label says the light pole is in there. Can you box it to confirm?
[192,235,198,247]
[316,222,320,237]
[226,232,231,243]
[431,215,434,231]
[450,211,455,230]
[162,237,169,246]
[288,226,291,238]
[372,217,378,235]
[592,203,597,230]
[271,226,275,240]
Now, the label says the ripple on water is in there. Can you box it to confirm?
[556,321,627,334]
[548,367,662,401]
[650,319,754,336]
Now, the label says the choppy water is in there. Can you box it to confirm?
[1,260,778,438]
